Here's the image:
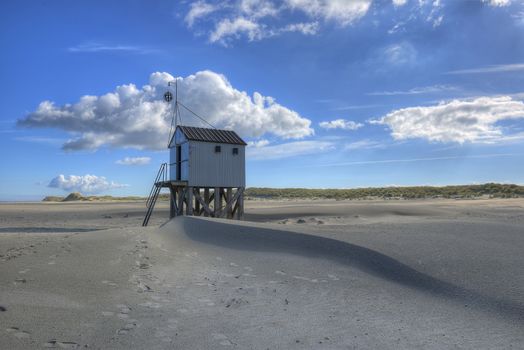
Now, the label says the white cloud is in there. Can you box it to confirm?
[383,41,417,65]
[447,63,524,74]
[247,140,334,160]
[392,0,408,6]
[48,174,127,194]
[18,70,313,151]
[286,0,372,26]
[247,139,270,147]
[482,0,511,6]
[68,42,158,54]
[319,119,363,130]
[246,140,335,160]
[210,17,263,43]
[280,22,319,35]
[344,139,384,150]
[185,1,219,27]
[116,156,151,166]
[371,96,524,143]
[368,85,458,96]
[183,0,370,44]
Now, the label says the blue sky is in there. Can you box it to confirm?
[1,0,524,200]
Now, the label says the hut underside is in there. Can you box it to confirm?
[159,181,244,220]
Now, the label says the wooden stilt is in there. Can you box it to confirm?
[214,187,221,217]
[226,188,232,219]
[169,187,176,218]
[194,187,200,215]
[237,187,244,220]
[186,186,193,215]
[204,188,210,217]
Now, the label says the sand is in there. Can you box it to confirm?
[1,198,523,349]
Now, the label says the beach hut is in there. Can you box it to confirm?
[143,125,246,226]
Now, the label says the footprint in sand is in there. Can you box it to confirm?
[139,301,161,309]
[212,333,233,346]
[101,280,118,287]
[6,327,31,339]
[56,341,80,349]
[167,318,178,330]
[14,331,31,339]
[116,304,131,314]
[198,298,215,306]
[327,274,340,281]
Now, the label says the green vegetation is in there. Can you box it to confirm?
[245,183,524,200]
[42,183,524,202]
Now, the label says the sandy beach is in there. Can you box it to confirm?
[1,199,523,349]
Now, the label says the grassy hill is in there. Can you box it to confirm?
[244,183,524,200]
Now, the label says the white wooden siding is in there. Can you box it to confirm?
[188,141,245,187]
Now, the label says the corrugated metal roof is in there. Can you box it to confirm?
[178,126,247,145]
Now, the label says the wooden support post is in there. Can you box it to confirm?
[226,188,232,219]
[186,186,193,215]
[169,187,176,219]
[194,190,213,216]
[204,188,210,217]
[194,187,200,215]
[214,187,221,217]
[177,187,185,216]
[237,187,244,220]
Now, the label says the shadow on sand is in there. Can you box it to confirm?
[166,217,524,323]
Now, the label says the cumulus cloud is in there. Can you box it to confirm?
[183,0,370,44]
[319,119,363,130]
[18,70,313,151]
[247,140,334,160]
[371,96,524,143]
[116,156,151,166]
[48,174,127,194]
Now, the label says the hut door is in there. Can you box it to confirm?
[176,145,182,181]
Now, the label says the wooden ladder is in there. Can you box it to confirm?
[142,163,167,227]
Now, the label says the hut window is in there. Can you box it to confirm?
[215,145,221,153]
[232,148,239,155]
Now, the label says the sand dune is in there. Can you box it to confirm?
[1,200,523,348]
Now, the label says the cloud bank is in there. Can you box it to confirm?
[19,70,313,151]
[48,174,127,194]
[372,96,524,143]
[184,0,372,45]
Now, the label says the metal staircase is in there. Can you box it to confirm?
[142,163,168,227]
